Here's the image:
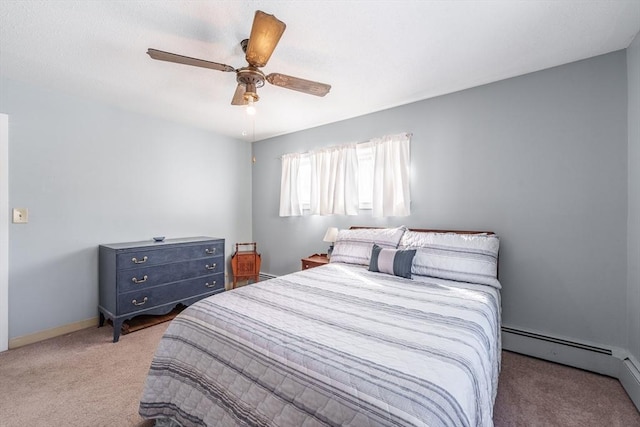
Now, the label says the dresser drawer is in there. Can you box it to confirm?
[116,241,224,270]
[117,273,224,315]
[116,258,223,293]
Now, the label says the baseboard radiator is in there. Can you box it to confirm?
[503,325,639,411]
[259,273,277,281]
[501,324,624,380]
[501,326,612,355]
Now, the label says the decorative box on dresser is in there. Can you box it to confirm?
[98,236,225,342]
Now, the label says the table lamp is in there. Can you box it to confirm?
[323,227,339,258]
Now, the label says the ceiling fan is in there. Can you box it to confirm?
[147,10,331,110]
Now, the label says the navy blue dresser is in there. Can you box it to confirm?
[98,236,225,342]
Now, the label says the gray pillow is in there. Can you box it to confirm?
[368,244,416,279]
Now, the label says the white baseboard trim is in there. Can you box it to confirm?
[8,317,99,349]
[619,355,640,412]
[501,325,620,377]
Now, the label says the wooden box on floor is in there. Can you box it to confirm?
[231,242,261,289]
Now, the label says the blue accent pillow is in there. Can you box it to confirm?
[368,244,416,279]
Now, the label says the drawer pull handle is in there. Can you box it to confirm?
[132,275,148,284]
[132,256,148,264]
[132,297,148,306]
[205,281,217,288]
[205,263,217,271]
[205,248,217,255]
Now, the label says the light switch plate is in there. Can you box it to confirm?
[12,208,28,224]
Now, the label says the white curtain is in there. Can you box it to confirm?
[371,133,411,217]
[279,153,303,217]
[309,144,359,215]
[279,133,410,217]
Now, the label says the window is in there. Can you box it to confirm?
[297,147,373,211]
[356,143,374,210]
[298,155,311,210]
[279,133,411,217]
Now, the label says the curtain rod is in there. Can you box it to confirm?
[277,132,412,159]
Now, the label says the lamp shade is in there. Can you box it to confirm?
[323,227,339,243]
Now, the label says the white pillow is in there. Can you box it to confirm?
[330,226,407,266]
[400,231,500,288]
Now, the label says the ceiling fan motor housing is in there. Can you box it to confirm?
[237,66,264,101]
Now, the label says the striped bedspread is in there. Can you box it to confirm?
[139,263,501,427]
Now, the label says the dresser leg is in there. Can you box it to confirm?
[98,312,105,327]
[112,319,123,343]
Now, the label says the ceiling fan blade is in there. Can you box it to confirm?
[147,48,235,73]
[266,73,331,97]
[245,10,286,68]
[231,84,247,105]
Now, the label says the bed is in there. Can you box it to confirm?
[139,227,501,427]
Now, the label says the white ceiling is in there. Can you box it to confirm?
[1,1,639,141]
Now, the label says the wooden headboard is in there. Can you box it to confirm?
[349,226,496,235]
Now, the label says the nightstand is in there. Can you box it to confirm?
[301,253,329,270]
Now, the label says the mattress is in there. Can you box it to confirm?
[139,263,501,427]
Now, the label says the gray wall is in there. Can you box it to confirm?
[252,51,629,350]
[628,32,640,363]
[1,78,252,339]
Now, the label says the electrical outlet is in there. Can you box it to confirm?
[12,208,28,224]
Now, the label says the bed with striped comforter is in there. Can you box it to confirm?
[139,262,501,427]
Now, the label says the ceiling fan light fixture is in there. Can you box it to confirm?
[246,95,257,116]
[244,82,258,97]
[244,83,258,115]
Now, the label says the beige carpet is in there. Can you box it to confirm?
[1,322,638,427]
